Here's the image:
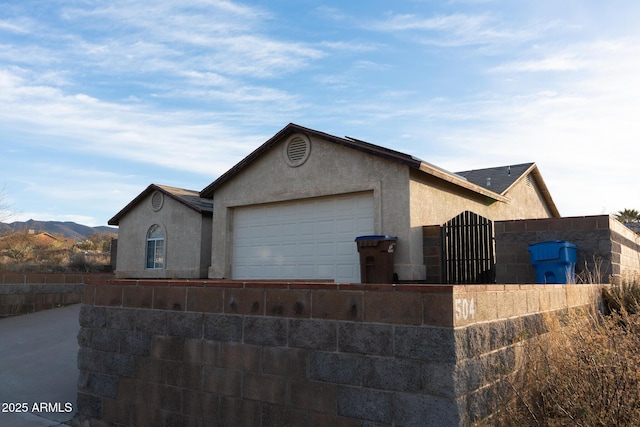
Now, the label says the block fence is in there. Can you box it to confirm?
[73,279,601,426]
[424,215,640,284]
[0,272,114,318]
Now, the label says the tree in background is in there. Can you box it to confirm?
[2,230,35,263]
[615,208,640,223]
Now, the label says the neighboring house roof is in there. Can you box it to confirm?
[200,123,508,203]
[456,163,535,194]
[456,162,560,217]
[108,184,213,226]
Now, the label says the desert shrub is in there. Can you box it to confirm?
[490,291,640,426]
[66,251,112,272]
[602,278,640,315]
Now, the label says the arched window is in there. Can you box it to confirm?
[146,224,165,269]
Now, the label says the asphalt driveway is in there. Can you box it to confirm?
[0,304,81,427]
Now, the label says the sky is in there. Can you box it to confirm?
[1,0,639,227]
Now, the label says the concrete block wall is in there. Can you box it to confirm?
[0,273,112,317]
[423,225,442,283]
[424,215,640,284]
[609,218,640,282]
[494,215,639,284]
[452,282,601,422]
[74,279,602,426]
[75,280,463,426]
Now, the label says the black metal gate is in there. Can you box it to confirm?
[441,211,496,284]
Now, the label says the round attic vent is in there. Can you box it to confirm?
[284,134,311,167]
[151,191,164,211]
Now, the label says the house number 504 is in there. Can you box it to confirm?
[455,298,475,321]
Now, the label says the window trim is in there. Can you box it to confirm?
[145,224,165,269]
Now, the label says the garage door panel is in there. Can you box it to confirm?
[336,264,358,281]
[264,224,282,238]
[317,264,335,278]
[264,265,282,277]
[336,218,354,233]
[316,220,335,234]
[336,241,353,256]
[298,220,317,236]
[282,223,299,237]
[357,218,374,233]
[232,193,374,282]
[317,242,335,257]
[298,243,315,257]
[281,243,298,256]
[299,265,316,278]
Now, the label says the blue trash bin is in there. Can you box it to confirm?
[528,241,577,284]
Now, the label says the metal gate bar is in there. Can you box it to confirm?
[441,211,495,284]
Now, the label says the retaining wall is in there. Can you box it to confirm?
[494,215,640,284]
[73,279,601,426]
[0,273,113,318]
[424,215,640,284]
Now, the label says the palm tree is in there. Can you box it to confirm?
[614,208,640,223]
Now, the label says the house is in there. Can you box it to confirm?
[110,123,559,282]
[108,184,213,279]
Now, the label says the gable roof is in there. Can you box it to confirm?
[456,163,560,217]
[456,163,535,194]
[108,184,213,226]
[200,123,508,202]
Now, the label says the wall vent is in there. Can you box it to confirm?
[151,191,164,211]
[284,135,311,167]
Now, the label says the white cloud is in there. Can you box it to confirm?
[3,0,640,224]
[367,12,540,47]
[0,21,28,34]
[489,55,584,73]
[0,68,259,177]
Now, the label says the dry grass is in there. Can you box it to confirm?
[0,230,114,272]
[490,281,640,426]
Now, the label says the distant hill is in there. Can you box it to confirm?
[0,220,118,241]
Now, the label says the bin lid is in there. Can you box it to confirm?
[528,240,576,248]
[528,241,577,261]
[355,235,398,241]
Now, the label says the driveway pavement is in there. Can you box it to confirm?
[0,304,81,427]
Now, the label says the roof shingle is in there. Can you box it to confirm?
[455,163,535,195]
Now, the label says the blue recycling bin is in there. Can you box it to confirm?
[528,241,577,284]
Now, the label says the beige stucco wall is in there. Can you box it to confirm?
[409,170,554,280]
[115,192,211,279]
[409,169,552,226]
[208,133,416,281]
[495,175,554,220]
[209,134,557,282]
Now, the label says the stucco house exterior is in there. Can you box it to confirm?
[109,123,559,282]
[109,184,213,279]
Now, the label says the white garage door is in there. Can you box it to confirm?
[232,192,374,282]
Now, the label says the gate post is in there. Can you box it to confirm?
[423,225,443,283]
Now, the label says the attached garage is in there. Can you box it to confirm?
[232,192,374,282]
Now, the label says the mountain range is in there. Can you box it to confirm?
[0,220,118,241]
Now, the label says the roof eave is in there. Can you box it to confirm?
[500,163,561,218]
[418,162,510,203]
[530,167,561,218]
[200,123,422,198]
[108,184,211,226]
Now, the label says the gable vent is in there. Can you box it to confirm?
[151,191,164,211]
[284,134,311,167]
